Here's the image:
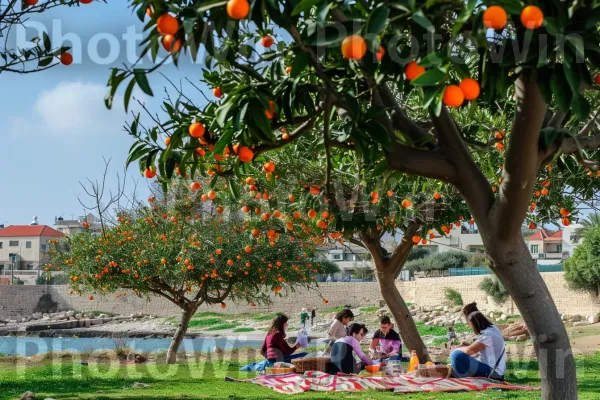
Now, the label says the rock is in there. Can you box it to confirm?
[573,321,592,327]
[31,313,42,320]
[516,334,529,341]
[75,314,83,319]
[66,311,75,318]
[21,318,28,323]
[41,316,50,321]
[443,306,449,312]
[570,315,583,323]
[499,314,507,321]
[454,306,462,312]
[19,392,35,400]
[587,315,599,324]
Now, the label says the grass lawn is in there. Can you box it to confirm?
[1,353,599,400]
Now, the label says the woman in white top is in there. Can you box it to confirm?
[450,302,506,380]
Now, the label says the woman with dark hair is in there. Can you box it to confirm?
[261,314,307,363]
[328,309,354,341]
[328,323,380,374]
[450,302,506,380]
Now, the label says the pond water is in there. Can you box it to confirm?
[0,336,264,357]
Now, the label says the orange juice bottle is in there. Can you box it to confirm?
[408,350,420,372]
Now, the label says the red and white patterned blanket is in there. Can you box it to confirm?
[230,371,540,394]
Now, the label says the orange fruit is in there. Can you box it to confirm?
[459,78,480,100]
[161,258,167,264]
[261,35,274,47]
[387,190,394,197]
[483,6,508,30]
[195,147,206,157]
[421,239,428,245]
[264,161,276,173]
[289,194,295,202]
[433,192,442,200]
[495,130,505,139]
[495,142,505,151]
[282,133,290,140]
[265,110,274,119]
[238,146,254,162]
[316,220,327,229]
[376,46,385,61]
[221,302,227,309]
[261,212,270,221]
[562,217,571,226]
[216,206,224,214]
[190,181,201,191]
[528,222,536,229]
[227,0,250,19]
[560,208,570,216]
[227,260,234,266]
[595,74,600,85]
[164,136,171,146]
[442,85,465,107]
[307,209,317,219]
[341,35,367,60]
[321,211,330,218]
[241,206,250,213]
[208,191,217,200]
[310,185,321,196]
[245,246,252,253]
[157,14,179,35]
[251,228,259,237]
[541,188,549,196]
[60,53,73,65]
[89,295,94,300]
[213,87,222,98]
[404,61,425,81]
[401,199,413,209]
[412,236,421,244]
[162,35,181,53]
[285,66,292,75]
[26,0,38,5]
[189,122,205,138]
[146,6,152,17]
[521,6,544,29]
[293,211,301,219]
[144,168,156,179]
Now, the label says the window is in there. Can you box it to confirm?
[531,245,539,254]
[331,254,343,261]
[26,241,32,249]
[9,241,18,247]
[26,264,34,270]
[557,244,563,253]
[41,244,47,251]
[0,242,2,249]
[344,254,356,261]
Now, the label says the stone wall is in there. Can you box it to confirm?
[0,272,598,320]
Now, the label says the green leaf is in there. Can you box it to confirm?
[234,101,248,131]
[539,127,569,151]
[494,0,524,15]
[42,32,51,52]
[571,93,591,121]
[563,50,580,93]
[410,68,447,86]
[566,35,585,61]
[126,143,148,168]
[452,0,477,35]
[412,10,434,32]
[213,130,234,156]
[307,24,347,47]
[249,99,273,138]
[228,177,240,200]
[123,78,136,112]
[418,51,444,68]
[550,66,571,112]
[38,57,53,67]
[133,69,153,96]
[366,6,389,36]
[422,86,444,109]
[291,51,309,78]
[452,61,471,79]
[292,0,321,15]
[216,102,233,127]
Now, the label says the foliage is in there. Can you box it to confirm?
[405,251,471,272]
[351,266,374,280]
[407,247,431,262]
[564,225,600,295]
[44,181,325,310]
[0,1,104,75]
[464,252,488,268]
[188,318,222,328]
[359,306,380,312]
[233,327,255,332]
[479,277,510,304]
[36,273,70,285]
[415,322,470,337]
[570,213,600,244]
[206,322,239,331]
[444,288,464,306]
[317,259,340,275]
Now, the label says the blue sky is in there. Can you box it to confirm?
[0,1,210,227]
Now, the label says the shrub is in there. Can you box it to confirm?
[479,277,510,304]
[407,247,430,261]
[36,273,71,285]
[189,318,222,328]
[564,226,600,295]
[406,251,470,273]
[444,288,464,306]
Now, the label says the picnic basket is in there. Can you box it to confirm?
[291,357,329,373]
[416,364,452,378]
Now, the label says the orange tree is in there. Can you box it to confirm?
[0,0,98,74]
[106,0,600,396]
[44,182,325,364]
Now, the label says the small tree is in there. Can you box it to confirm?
[479,277,510,305]
[45,182,324,364]
[444,288,464,307]
[564,226,600,295]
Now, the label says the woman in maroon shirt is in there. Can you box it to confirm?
[261,314,308,363]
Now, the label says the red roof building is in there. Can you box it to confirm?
[0,225,65,238]
[527,229,564,261]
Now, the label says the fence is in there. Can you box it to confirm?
[448,264,563,276]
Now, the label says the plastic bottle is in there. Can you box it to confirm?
[408,350,420,372]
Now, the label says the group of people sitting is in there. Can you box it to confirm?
[259,302,506,380]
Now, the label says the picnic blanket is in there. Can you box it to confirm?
[230,371,539,394]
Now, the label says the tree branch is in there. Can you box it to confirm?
[491,70,548,241]
[253,113,320,157]
[389,221,420,278]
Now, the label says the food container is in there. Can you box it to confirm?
[384,360,407,375]
[291,357,329,373]
[416,364,452,378]
[365,364,381,373]
[266,367,295,375]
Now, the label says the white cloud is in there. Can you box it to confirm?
[8,81,144,137]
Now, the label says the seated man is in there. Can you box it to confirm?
[370,316,404,361]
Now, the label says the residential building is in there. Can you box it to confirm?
[527,229,564,264]
[420,224,485,254]
[316,241,374,281]
[0,221,65,284]
[54,213,102,235]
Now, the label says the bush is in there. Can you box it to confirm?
[36,273,70,285]
[405,251,470,273]
[317,259,341,275]
[444,288,464,306]
[407,247,430,261]
[564,226,600,295]
[479,277,509,304]
[465,252,488,268]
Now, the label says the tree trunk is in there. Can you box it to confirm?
[166,306,195,364]
[487,237,577,399]
[374,266,430,362]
